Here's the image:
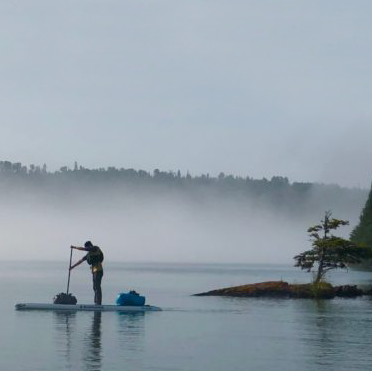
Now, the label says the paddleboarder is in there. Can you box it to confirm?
[70,241,104,305]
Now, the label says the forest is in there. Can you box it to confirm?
[0,160,370,262]
[0,160,367,218]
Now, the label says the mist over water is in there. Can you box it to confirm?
[0,174,367,264]
[1,2,372,370]
[4,262,372,371]
[1,2,372,188]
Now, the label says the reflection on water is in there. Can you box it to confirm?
[116,312,145,369]
[53,311,103,371]
[83,312,102,371]
[295,299,372,371]
[303,300,337,367]
[52,311,145,371]
[117,312,144,345]
[7,263,372,371]
[53,312,76,370]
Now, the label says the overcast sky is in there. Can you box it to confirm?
[0,1,371,187]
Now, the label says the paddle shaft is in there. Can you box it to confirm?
[66,248,73,294]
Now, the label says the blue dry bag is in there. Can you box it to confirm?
[115,291,146,306]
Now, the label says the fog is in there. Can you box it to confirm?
[0,1,371,263]
[0,1,372,187]
[0,178,367,264]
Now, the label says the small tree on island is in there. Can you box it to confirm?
[294,211,370,283]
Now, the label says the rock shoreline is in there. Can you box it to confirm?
[194,281,367,299]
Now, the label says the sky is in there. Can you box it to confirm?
[0,1,371,188]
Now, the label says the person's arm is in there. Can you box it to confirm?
[71,245,87,251]
[71,245,94,252]
[70,258,85,270]
[70,245,89,270]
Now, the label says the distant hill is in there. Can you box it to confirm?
[0,160,369,263]
[0,160,367,221]
[351,186,372,247]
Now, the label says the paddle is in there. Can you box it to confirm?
[66,247,73,295]
[52,247,77,305]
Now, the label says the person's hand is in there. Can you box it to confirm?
[70,245,75,249]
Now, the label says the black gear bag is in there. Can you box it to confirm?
[53,292,77,305]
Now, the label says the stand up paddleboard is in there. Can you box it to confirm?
[16,247,162,313]
[15,303,162,312]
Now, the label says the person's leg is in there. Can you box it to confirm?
[93,272,98,304]
[95,271,103,305]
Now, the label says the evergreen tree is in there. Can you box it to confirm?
[294,211,369,283]
[350,185,372,247]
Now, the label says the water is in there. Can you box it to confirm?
[2,261,372,371]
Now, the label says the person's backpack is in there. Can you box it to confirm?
[53,292,77,305]
[86,247,104,266]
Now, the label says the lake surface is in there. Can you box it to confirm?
[2,261,372,371]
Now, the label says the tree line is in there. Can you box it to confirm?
[0,160,362,191]
[0,160,368,217]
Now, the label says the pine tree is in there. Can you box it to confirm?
[294,211,369,283]
[350,185,372,247]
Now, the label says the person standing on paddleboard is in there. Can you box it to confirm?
[70,241,104,305]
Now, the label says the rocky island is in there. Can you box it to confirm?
[194,281,367,299]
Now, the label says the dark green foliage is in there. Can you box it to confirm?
[350,186,372,247]
[0,160,367,218]
[294,211,371,283]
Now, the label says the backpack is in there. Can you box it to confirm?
[53,292,77,305]
[86,247,104,266]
